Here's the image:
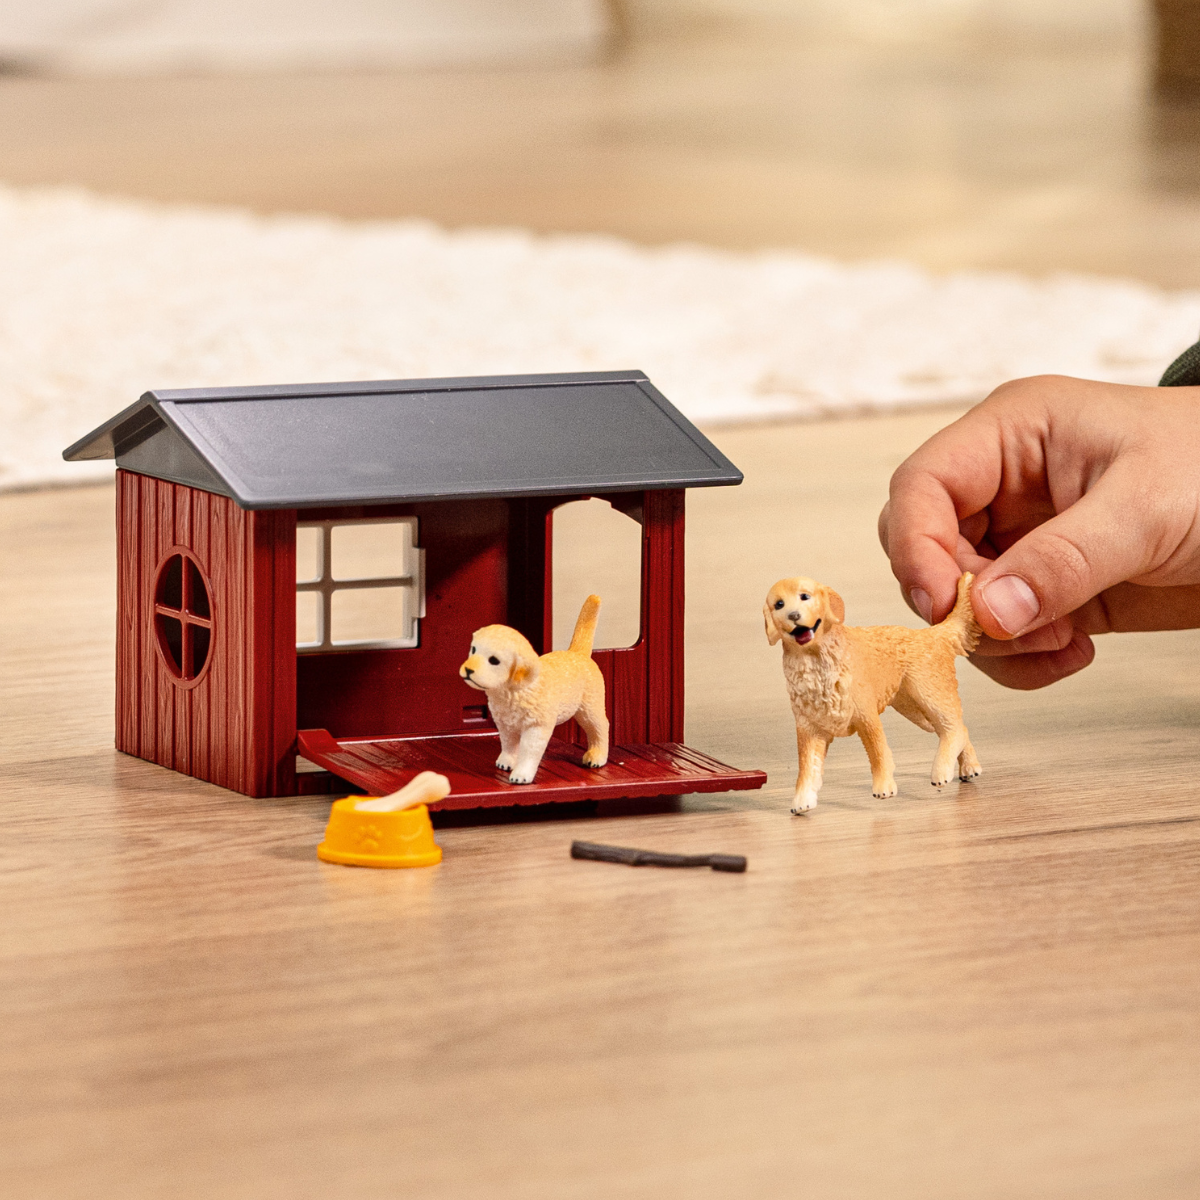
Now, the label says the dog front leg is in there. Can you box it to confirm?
[855,714,897,798]
[494,719,520,772]
[508,724,554,784]
[791,729,830,813]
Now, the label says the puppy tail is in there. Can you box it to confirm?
[568,595,602,656]
[934,572,982,657]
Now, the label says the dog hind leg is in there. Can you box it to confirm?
[889,690,936,734]
[929,716,969,787]
[957,737,982,781]
[895,677,976,787]
[576,690,610,769]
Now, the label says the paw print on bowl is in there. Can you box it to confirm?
[355,823,384,853]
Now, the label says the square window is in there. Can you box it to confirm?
[331,586,413,646]
[331,521,413,582]
[296,591,321,647]
[296,525,322,584]
[296,518,422,652]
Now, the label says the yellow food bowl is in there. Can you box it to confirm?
[317,799,443,869]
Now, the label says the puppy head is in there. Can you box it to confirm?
[459,624,540,691]
[763,577,845,649]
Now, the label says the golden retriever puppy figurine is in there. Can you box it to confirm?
[764,573,982,813]
[460,595,609,784]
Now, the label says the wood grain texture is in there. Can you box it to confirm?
[297,728,766,807]
[115,472,295,797]
[6,415,1200,1200]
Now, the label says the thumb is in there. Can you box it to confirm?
[971,466,1160,639]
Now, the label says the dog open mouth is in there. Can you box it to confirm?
[789,619,821,645]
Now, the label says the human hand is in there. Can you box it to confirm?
[878,375,1200,689]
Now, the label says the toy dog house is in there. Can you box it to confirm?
[64,370,767,808]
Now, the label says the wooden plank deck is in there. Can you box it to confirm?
[297,727,768,808]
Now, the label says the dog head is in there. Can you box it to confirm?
[763,577,845,649]
[460,624,540,692]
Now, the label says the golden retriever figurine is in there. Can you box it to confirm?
[764,573,982,813]
[460,595,609,784]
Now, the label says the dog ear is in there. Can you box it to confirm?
[509,646,540,686]
[824,587,846,624]
[763,600,782,646]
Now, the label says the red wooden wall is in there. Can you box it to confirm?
[295,489,686,748]
[295,499,509,739]
[115,470,296,797]
[116,474,685,797]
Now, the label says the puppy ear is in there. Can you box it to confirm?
[824,587,846,624]
[509,648,540,686]
[763,601,782,646]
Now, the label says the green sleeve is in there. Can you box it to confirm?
[1160,340,1200,386]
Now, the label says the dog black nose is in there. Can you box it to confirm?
[787,610,801,622]
[464,667,474,677]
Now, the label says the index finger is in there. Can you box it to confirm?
[883,408,1005,621]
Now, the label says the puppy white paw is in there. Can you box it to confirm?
[872,782,898,798]
[495,758,513,772]
[581,753,607,769]
[507,769,536,784]
[790,791,819,814]
[959,765,982,780]
[930,775,953,788]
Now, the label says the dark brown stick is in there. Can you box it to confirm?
[570,840,746,873]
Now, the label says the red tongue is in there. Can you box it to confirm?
[794,629,814,645]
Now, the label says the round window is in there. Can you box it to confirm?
[153,551,214,685]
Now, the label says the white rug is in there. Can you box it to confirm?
[0,0,609,72]
[3,184,1199,493]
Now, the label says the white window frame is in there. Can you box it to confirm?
[296,517,425,652]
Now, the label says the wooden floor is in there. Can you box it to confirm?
[5,20,1200,1199]
[4,411,1200,1198]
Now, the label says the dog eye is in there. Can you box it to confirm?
[488,655,500,665]
[774,599,784,610]
[799,593,810,601]
[471,645,476,654]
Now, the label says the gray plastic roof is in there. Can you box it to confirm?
[62,371,744,510]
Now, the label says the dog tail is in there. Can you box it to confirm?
[568,595,602,656]
[934,572,982,657]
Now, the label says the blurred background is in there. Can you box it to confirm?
[2,0,1199,286]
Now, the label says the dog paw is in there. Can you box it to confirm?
[507,771,535,784]
[495,759,513,772]
[931,777,953,788]
[581,756,607,769]
[959,766,982,780]
[790,792,818,814]
[872,787,898,799]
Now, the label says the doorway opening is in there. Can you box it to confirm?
[551,498,642,650]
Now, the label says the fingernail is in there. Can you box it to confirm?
[979,575,1040,635]
[910,588,933,623]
